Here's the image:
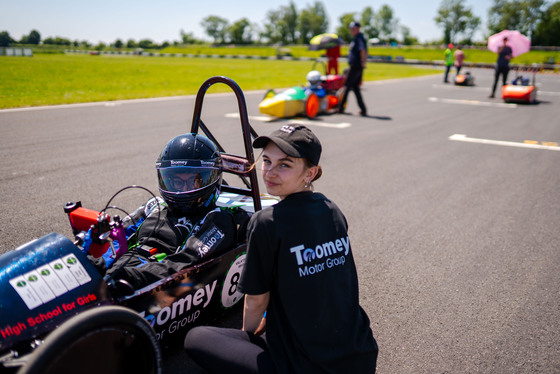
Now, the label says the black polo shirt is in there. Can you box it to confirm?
[240,191,377,374]
[348,32,367,68]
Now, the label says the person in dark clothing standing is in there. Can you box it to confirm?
[489,37,513,98]
[338,21,368,116]
[184,125,378,374]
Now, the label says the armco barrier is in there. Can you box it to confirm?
[1,47,33,57]
[65,49,316,61]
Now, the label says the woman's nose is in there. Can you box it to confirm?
[264,164,277,176]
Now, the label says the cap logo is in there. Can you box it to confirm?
[280,125,295,134]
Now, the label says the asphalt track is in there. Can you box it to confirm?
[1,67,559,373]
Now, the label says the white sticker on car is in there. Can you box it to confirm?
[10,254,92,310]
[221,254,246,308]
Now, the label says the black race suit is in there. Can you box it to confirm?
[100,198,244,289]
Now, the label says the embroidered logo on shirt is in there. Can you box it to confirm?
[175,217,193,231]
[289,236,350,277]
[144,197,165,217]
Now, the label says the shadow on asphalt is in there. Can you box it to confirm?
[365,115,392,120]
[336,112,393,120]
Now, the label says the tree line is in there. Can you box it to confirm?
[1,0,559,48]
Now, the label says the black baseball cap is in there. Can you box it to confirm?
[349,21,361,28]
[253,125,322,166]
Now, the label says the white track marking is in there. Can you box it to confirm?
[225,113,352,129]
[432,84,490,92]
[0,91,270,114]
[432,84,560,97]
[449,134,560,151]
[429,97,518,108]
[538,91,560,96]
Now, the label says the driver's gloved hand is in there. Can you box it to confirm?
[81,228,93,255]
[83,227,119,269]
[101,240,120,269]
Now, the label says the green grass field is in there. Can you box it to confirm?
[3,43,557,109]
[0,54,441,109]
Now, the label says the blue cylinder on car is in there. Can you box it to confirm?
[0,233,107,352]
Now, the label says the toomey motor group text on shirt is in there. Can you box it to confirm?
[290,236,350,277]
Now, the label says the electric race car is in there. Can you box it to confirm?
[0,77,277,374]
[502,69,538,104]
[259,62,346,119]
[454,71,475,86]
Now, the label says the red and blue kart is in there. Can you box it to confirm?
[0,77,276,374]
[259,61,346,119]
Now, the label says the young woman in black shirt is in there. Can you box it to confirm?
[184,125,378,374]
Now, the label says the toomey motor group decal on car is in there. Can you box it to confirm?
[139,280,217,340]
[139,253,246,341]
[290,236,350,277]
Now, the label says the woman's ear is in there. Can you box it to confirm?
[306,166,319,181]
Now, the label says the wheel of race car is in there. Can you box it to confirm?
[18,306,161,374]
[306,93,319,118]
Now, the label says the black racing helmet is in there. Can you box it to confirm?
[156,133,222,214]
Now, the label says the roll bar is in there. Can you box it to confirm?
[190,76,262,212]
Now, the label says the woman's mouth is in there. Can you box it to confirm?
[264,179,278,188]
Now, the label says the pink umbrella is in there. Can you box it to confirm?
[487,30,531,58]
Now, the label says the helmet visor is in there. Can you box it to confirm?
[158,166,220,194]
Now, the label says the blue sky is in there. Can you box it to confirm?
[2,0,492,44]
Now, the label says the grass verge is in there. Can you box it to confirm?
[0,54,441,109]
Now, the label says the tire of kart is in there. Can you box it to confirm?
[18,306,162,374]
[306,93,319,118]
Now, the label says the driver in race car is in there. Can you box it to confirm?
[304,70,326,98]
[89,133,247,290]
